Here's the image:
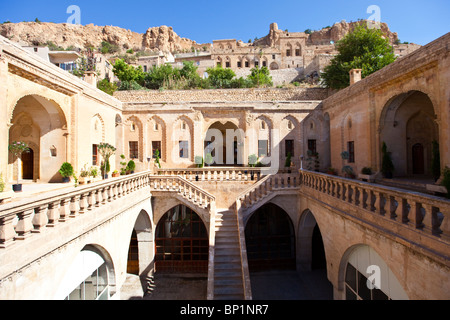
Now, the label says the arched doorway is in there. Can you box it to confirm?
[9,95,68,183]
[155,205,209,273]
[205,121,243,166]
[379,91,439,178]
[245,203,296,271]
[297,209,328,271]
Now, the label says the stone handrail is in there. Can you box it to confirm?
[238,173,301,209]
[148,175,216,210]
[0,171,152,249]
[300,170,450,262]
[156,167,265,182]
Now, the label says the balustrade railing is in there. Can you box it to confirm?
[156,167,265,182]
[0,172,152,249]
[300,170,450,240]
[237,173,301,209]
[149,175,216,210]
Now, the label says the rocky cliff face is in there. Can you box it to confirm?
[0,22,208,53]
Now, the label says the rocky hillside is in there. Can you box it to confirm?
[0,22,209,53]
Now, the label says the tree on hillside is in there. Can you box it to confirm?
[248,66,272,87]
[205,65,236,88]
[113,59,145,85]
[321,22,397,89]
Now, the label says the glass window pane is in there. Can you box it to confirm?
[357,270,371,300]
[346,285,357,300]
[345,263,357,291]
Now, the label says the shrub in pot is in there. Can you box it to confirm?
[59,162,74,183]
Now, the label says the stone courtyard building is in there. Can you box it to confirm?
[0,31,448,301]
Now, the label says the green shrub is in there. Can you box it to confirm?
[126,160,136,173]
[59,162,74,178]
[0,173,5,192]
[361,167,372,175]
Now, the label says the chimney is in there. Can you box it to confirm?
[349,69,362,85]
[84,70,98,87]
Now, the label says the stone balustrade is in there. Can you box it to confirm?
[0,171,152,249]
[300,170,450,262]
[237,173,301,209]
[149,175,216,210]
[156,167,265,182]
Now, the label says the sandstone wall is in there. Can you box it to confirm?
[114,87,330,103]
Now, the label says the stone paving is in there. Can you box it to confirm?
[120,269,333,300]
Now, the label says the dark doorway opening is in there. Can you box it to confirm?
[412,143,425,174]
[22,149,34,180]
[127,230,139,275]
[245,203,295,272]
[311,224,326,270]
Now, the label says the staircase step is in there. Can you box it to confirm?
[214,286,244,295]
[214,279,243,287]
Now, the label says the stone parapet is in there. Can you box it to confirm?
[114,87,331,104]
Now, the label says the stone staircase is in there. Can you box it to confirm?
[213,209,245,300]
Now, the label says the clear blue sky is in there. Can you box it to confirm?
[0,0,448,45]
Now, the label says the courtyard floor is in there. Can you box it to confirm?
[120,269,333,300]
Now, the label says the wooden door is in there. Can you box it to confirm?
[22,149,34,180]
[412,143,424,174]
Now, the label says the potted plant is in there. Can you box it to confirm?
[154,149,162,169]
[195,156,204,168]
[59,162,74,183]
[248,154,258,167]
[359,167,376,182]
[78,165,91,184]
[8,141,30,192]
[112,170,120,178]
[98,142,116,179]
[326,167,338,175]
[342,165,356,179]
[126,160,136,174]
[381,142,394,179]
[90,166,100,182]
[205,153,214,166]
[285,152,292,172]
[119,154,128,175]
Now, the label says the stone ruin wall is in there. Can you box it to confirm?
[113,87,331,104]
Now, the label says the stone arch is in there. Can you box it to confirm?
[338,244,409,300]
[127,209,154,277]
[379,90,438,177]
[244,202,296,271]
[154,204,209,273]
[149,115,167,162]
[124,115,144,162]
[54,244,117,300]
[91,113,105,144]
[297,209,327,272]
[8,92,68,127]
[8,94,68,183]
[204,120,243,166]
[173,115,194,162]
[269,62,279,70]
